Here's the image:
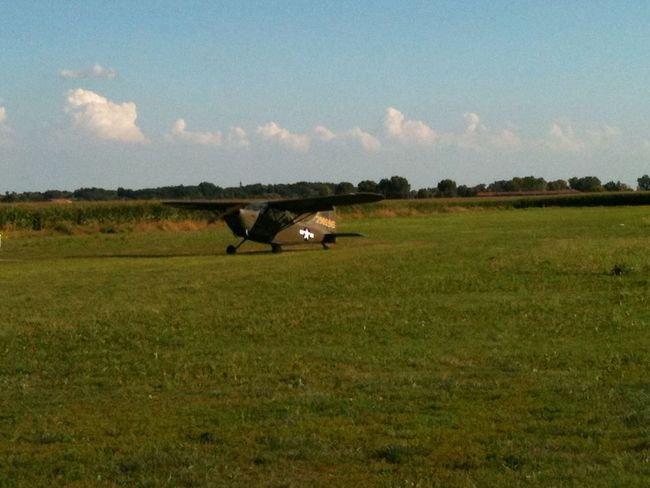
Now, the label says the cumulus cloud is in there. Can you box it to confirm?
[380,107,525,152]
[463,112,486,135]
[167,118,222,145]
[227,126,250,148]
[348,127,381,152]
[314,125,337,142]
[0,104,12,142]
[65,88,146,142]
[586,125,622,146]
[257,122,310,152]
[312,124,380,151]
[545,120,623,152]
[547,120,584,151]
[490,128,521,149]
[384,107,436,145]
[60,63,117,79]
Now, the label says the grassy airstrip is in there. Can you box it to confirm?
[1,206,649,486]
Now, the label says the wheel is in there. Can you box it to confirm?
[226,245,237,255]
[271,244,282,254]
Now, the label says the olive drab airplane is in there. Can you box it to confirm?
[163,192,384,254]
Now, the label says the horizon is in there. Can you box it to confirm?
[2,174,644,197]
[2,1,649,192]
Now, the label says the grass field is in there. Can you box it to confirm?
[1,207,649,486]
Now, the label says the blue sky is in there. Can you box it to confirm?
[1,1,649,191]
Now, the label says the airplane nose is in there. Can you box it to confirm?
[223,208,247,238]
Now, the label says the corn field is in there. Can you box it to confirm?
[0,201,209,231]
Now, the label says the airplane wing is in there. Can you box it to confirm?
[266,192,383,213]
[163,193,383,214]
[162,200,250,212]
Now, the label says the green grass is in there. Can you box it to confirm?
[1,207,650,486]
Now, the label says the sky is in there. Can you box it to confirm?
[1,0,650,192]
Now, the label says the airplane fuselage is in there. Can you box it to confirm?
[223,204,337,248]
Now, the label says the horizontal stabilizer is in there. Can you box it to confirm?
[323,232,365,244]
[328,232,365,237]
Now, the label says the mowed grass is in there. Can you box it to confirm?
[1,207,649,487]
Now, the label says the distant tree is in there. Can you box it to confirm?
[568,176,603,192]
[116,187,134,199]
[637,174,650,191]
[242,183,268,197]
[487,180,514,192]
[20,192,45,201]
[3,192,17,202]
[511,176,547,192]
[547,179,569,191]
[335,182,356,194]
[603,181,632,192]
[457,184,485,197]
[436,179,458,197]
[378,176,411,199]
[198,181,221,198]
[313,183,333,196]
[44,190,73,200]
[287,181,315,197]
[73,187,118,200]
[357,180,379,193]
[417,188,435,198]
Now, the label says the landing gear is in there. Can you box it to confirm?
[271,244,283,254]
[226,239,247,255]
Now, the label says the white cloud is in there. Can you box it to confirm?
[348,127,381,152]
[490,128,521,149]
[257,122,310,152]
[586,125,622,146]
[312,124,380,151]
[227,126,250,148]
[462,113,522,150]
[167,118,222,145]
[545,120,623,152]
[463,112,486,135]
[547,120,583,151]
[314,125,337,142]
[60,63,117,79]
[384,107,436,145]
[65,88,146,142]
[0,104,12,142]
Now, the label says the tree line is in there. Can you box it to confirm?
[3,175,650,203]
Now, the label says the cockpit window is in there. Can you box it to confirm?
[246,201,267,211]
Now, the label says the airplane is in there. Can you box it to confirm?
[163,192,384,254]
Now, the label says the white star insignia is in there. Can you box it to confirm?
[299,228,315,240]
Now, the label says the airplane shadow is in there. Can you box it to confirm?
[64,253,218,260]
[64,247,322,259]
